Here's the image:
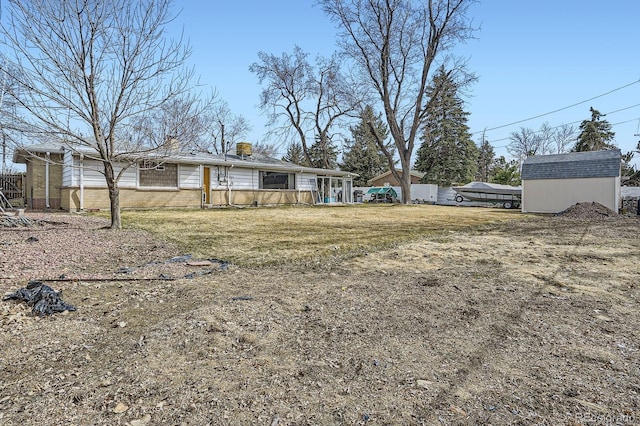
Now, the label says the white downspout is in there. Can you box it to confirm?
[298,170,302,204]
[79,153,84,211]
[45,152,50,209]
[226,164,234,206]
[200,164,204,208]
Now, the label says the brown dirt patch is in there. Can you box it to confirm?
[557,202,619,220]
[1,211,639,425]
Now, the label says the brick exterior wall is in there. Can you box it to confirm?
[209,189,313,206]
[25,154,63,210]
[61,187,202,210]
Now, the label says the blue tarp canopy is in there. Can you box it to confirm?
[366,187,398,197]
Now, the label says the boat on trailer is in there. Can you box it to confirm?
[451,182,522,209]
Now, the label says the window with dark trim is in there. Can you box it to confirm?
[259,171,295,189]
[139,162,178,187]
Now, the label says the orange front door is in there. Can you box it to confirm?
[203,167,211,204]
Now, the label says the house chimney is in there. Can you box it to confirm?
[166,136,180,153]
[236,142,252,157]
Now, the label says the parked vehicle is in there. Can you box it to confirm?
[452,182,522,209]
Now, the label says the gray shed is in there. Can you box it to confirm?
[521,149,621,213]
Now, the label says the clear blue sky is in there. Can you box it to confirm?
[171,1,640,168]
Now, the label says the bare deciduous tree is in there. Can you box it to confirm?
[507,127,544,163]
[251,142,278,157]
[552,123,576,154]
[318,0,477,203]
[0,54,22,173]
[508,122,575,163]
[188,99,251,155]
[127,94,216,155]
[0,0,204,229]
[250,45,358,168]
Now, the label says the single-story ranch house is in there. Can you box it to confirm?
[13,144,356,210]
[520,149,621,213]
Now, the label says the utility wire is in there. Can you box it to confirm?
[490,116,640,146]
[473,79,640,135]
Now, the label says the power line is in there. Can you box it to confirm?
[472,78,640,135]
[488,115,640,145]
[607,103,640,115]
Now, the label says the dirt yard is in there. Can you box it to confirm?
[1,208,639,425]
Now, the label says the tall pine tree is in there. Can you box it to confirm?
[475,136,495,182]
[308,134,339,169]
[490,156,521,186]
[340,105,393,186]
[574,107,616,152]
[415,66,478,186]
[282,142,307,166]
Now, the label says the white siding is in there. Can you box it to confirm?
[522,177,619,213]
[210,165,233,189]
[75,158,137,188]
[179,164,201,189]
[62,150,74,186]
[208,168,321,191]
[226,168,255,190]
[117,164,138,188]
[81,159,107,186]
[298,173,317,191]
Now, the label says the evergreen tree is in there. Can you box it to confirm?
[415,66,478,186]
[574,107,616,152]
[282,142,308,166]
[308,134,339,169]
[475,136,495,182]
[490,156,521,186]
[621,151,635,177]
[627,141,640,185]
[340,105,392,186]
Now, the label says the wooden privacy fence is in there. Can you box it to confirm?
[1,173,24,201]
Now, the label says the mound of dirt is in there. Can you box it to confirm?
[557,202,618,219]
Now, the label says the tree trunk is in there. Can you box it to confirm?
[109,184,122,230]
[104,162,122,230]
[367,119,413,204]
[399,156,412,204]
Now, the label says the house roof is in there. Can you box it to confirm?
[521,149,621,180]
[12,143,60,161]
[172,151,356,177]
[13,145,357,178]
[367,169,424,185]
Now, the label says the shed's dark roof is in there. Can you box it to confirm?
[521,149,621,180]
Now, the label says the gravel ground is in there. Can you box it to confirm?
[1,213,222,291]
[1,209,639,425]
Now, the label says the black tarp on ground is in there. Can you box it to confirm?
[4,281,76,315]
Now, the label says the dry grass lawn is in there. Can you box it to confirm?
[121,204,522,266]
